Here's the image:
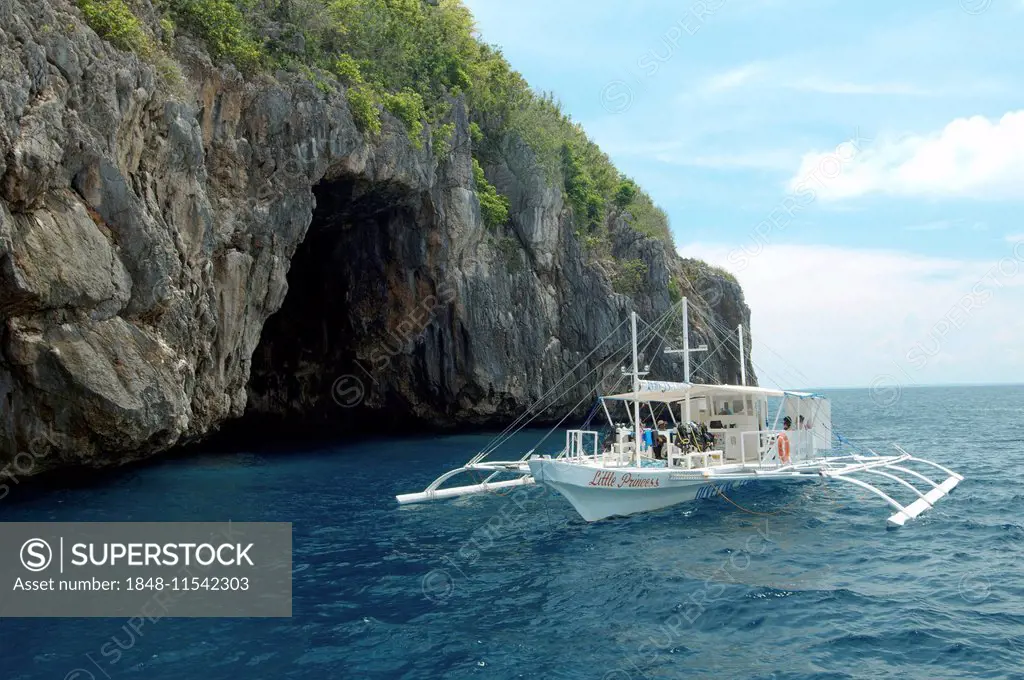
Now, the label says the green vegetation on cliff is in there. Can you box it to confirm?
[472,158,510,229]
[77,0,154,55]
[78,0,673,253]
[612,259,649,295]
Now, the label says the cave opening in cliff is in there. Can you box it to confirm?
[231,175,436,445]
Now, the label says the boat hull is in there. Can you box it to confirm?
[528,458,769,521]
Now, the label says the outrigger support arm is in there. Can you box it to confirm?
[828,474,908,514]
[818,447,963,528]
[396,460,536,505]
[897,446,965,481]
[396,475,533,504]
[862,469,931,501]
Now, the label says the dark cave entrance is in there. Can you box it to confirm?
[227,175,441,445]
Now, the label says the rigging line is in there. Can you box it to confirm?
[532,312,677,453]
[751,333,812,385]
[686,305,734,357]
[706,331,750,385]
[705,319,789,390]
[646,315,676,369]
[690,365,715,384]
[687,303,751,370]
[473,315,630,456]
[711,482,806,517]
[478,311,673,459]
[695,311,805,389]
[636,311,679,358]
[688,329,734,381]
[685,298,726,337]
[472,314,631,460]
[507,306,680,460]
[691,309,747,364]
[647,301,688,350]
[745,347,805,392]
[634,306,681,357]
[580,398,605,429]
[585,307,671,430]
[750,335,813,387]
[626,312,683,392]
[614,305,678,379]
[503,300,679,450]
[532,383,605,454]
[690,313,754,384]
[636,309,678,371]
[709,321,745,367]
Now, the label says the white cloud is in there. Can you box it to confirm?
[679,242,1024,388]
[903,220,954,232]
[1007,233,1024,243]
[788,78,1008,97]
[654,150,799,171]
[902,219,987,232]
[700,62,768,93]
[789,111,1024,200]
[695,61,1007,98]
[784,78,933,96]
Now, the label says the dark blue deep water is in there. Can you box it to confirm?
[2,385,1023,679]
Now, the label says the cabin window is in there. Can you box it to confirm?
[713,398,743,415]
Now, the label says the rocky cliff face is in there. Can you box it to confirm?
[0,0,754,474]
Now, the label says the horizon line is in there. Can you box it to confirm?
[764,380,1024,391]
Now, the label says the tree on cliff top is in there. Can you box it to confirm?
[78,0,674,248]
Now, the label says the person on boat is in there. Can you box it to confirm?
[653,434,667,460]
[799,415,812,430]
[642,423,654,451]
[718,402,733,415]
[783,416,792,430]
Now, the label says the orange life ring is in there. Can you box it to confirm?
[777,433,791,463]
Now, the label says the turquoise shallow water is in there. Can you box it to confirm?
[1,385,1023,679]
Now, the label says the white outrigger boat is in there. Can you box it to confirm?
[397,300,963,528]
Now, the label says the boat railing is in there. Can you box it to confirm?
[739,430,789,468]
[566,429,599,461]
[751,429,846,468]
[745,429,826,468]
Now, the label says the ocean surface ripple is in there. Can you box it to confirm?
[2,385,1022,679]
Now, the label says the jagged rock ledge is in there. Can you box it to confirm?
[0,0,753,475]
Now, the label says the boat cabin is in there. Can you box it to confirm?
[597,381,832,469]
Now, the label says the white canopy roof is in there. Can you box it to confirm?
[602,381,816,403]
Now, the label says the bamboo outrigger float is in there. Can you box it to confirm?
[397,299,963,528]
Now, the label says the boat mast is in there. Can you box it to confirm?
[682,297,691,423]
[664,297,706,423]
[631,311,642,467]
[682,298,691,383]
[738,324,746,386]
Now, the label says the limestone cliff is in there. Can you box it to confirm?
[0,0,754,473]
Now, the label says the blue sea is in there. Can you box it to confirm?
[2,385,1023,679]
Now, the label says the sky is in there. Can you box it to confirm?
[463,0,1024,389]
